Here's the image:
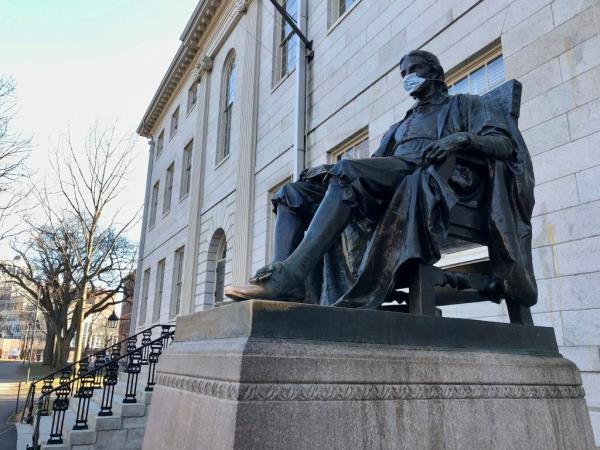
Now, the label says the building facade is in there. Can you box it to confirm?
[134,0,600,441]
[0,258,45,360]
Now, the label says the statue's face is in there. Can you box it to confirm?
[400,54,442,97]
[400,54,433,80]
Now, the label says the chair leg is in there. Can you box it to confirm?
[506,301,534,325]
[409,263,443,316]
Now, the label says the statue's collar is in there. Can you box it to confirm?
[408,91,449,111]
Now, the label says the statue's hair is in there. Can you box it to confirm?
[400,50,445,81]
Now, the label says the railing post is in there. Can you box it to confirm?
[73,374,95,430]
[23,383,35,424]
[140,329,152,365]
[39,377,53,416]
[47,383,70,444]
[26,398,43,450]
[93,350,107,389]
[123,349,142,403]
[98,358,119,416]
[145,340,163,392]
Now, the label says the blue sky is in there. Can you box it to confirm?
[0,0,199,250]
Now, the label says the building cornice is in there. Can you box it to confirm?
[137,0,226,138]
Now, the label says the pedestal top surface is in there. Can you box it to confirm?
[175,300,558,356]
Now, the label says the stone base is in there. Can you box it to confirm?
[143,301,595,449]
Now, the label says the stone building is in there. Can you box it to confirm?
[133,0,600,442]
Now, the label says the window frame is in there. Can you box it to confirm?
[170,246,185,319]
[218,53,236,163]
[328,128,369,163]
[149,181,160,229]
[445,44,504,96]
[214,237,227,303]
[170,106,180,139]
[155,130,164,159]
[152,259,166,323]
[138,268,151,326]
[187,82,197,115]
[180,139,193,199]
[328,0,361,30]
[163,162,175,215]
[273,0,298,86]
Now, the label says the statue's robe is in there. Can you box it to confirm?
[277,93,537,308]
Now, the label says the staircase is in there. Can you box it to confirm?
[16,325,174,450]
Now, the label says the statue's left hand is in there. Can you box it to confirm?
[422,132,471,165]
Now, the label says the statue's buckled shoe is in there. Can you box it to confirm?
[224,262,305,302]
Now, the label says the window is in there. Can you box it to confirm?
[152,259,166,322]
[170,106,180,138]
[156,130,164,159]
[219,54,236,162]
[187,83,197,114]
[206,229,228,305]
[180,140,193,199]
[329,129,369,163]
[163,163,175,214]
[330,0,358,25]
[275,0,298,83]
[138,268,151,325]
[170,247,185,318]
[215,239,226,303]
[149,181,160,228]
[447,46,504,96]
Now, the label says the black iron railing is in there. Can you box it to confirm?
[21,324,174,425]
[28,328,175,449]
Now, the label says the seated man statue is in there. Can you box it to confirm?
[226,50,537,311]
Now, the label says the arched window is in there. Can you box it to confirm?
[206,229,227,305]
[219,53,236,162]
[214,237,227,302]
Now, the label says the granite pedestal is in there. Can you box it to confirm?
[143,301,594,449]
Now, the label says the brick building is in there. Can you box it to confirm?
[133,0,600,441]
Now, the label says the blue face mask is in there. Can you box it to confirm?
[403,73,427,94]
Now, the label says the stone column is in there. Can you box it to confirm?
[230,0,260,285]
[180,56,213,316]
[129,139,154,333]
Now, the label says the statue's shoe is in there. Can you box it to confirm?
[224,262,305,302]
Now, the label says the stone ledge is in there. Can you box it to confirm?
[156,372,585,402]
[176,300,558,356]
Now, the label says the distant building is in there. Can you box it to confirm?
[134,0,600,442]
[118,272,135,343]
[79,291,121,354]
[0,257,44,360]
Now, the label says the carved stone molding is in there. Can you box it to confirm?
[234,0,249,13]
[199,55,213,73]
[156,373,585,402]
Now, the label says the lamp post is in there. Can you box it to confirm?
[26,286,41,384]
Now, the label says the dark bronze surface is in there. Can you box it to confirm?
[226,51,536,324]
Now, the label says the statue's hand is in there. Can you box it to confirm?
[422,132,471,165]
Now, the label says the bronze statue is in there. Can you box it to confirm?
[226,50,537,318]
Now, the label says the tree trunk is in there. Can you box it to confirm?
[72,285,87,362]
[43,319,55,366]
[53,333,73,369]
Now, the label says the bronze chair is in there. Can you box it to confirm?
[393,80,534,325]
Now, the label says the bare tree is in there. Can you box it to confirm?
[0,217,136,368]
[0,76,30,240]
[46,123,140,362]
